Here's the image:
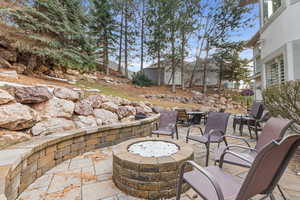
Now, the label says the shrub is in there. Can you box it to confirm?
[132,72,153,87]
[263,81,300,133]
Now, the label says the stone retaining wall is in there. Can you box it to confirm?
[0,115,159,200]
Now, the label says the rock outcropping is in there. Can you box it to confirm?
[0,85,155,149]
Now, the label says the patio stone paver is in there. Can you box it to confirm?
[17,117,300,200]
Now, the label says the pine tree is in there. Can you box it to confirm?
[89,0,118,75]
[146,0,169,86]
[1,0,96,71]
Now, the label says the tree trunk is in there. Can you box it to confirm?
[180,32,185,90]
[202,46,209,94]
[171,29,176,93]
[189,57,198,88]
[104,32,109,76]
[140,0,145,72]
[26,54,37,74]
[157,48,162,86]
[124,0,128,78]
[218,62,223,93]
[118,3,124,74]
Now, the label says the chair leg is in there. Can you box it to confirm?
[233,119,236,133]
[248,126,253,139]
[205,143,210,167]
[277,185,287,200]
[176,126,179,140]
[176,175,184,200]
[224,139,228,146]
[255,126,259,141]
[239,123,244,136]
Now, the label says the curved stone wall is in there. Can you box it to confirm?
[0,115,159,200]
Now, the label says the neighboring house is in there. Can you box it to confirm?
[245,0,300,100]
[143,59,219,86]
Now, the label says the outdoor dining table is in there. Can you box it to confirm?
[233,114,251,135]
[187,111,207,125]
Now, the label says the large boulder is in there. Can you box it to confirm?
[102,102,118,113]
[105,95,130,106]
[0,103,38,130]
[0,48,17,62]
[33,97,75,119]
[117,106,136,119]
[86,94,105,108]
[0,130,31,149]
[53,87,80,101]
[93,109,118,125]
[74,100,93,116]
[31,118,76,136]
[0,89,15,105]
[14,86,52,104]
[73,115,98,129]
[135,102,153,115]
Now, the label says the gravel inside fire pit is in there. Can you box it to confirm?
[128,141,179,157]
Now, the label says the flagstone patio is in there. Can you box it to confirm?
[17,118,300,200]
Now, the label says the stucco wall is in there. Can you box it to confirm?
[261,2,300,59]
[293,39,300,80]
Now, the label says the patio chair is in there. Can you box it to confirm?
[247,111,271,140]
[176,134,300,200]
[214,117,293,168]
[186,112,230,166]
[176,109,191,127]
[151,110,179,139]
[233,101,264,135]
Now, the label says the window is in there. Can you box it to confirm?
[263,0,282,23]
[266,56,285,86]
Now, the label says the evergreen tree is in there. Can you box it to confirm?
[145,0,169,86]
[89,0,118,75]
[1,0,96,71]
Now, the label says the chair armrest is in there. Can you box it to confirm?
[219,150,253,168]
[222,136,251,148]
[179,161,225,200]
[222,145,257,152]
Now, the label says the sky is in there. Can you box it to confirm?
[128,2,260,72]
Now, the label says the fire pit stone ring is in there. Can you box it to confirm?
[112,137,194,199]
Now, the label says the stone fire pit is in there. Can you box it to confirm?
[113,137,194,199]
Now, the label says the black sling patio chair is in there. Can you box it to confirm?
[186,112,230,166]
[247,111,271,140]
[151,110,179,139]
[233,101,264,136]
[176,109,192,127]
[176,134,300,200]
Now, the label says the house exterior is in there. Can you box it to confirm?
[246,0,300,100]
[143,60,219,87]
